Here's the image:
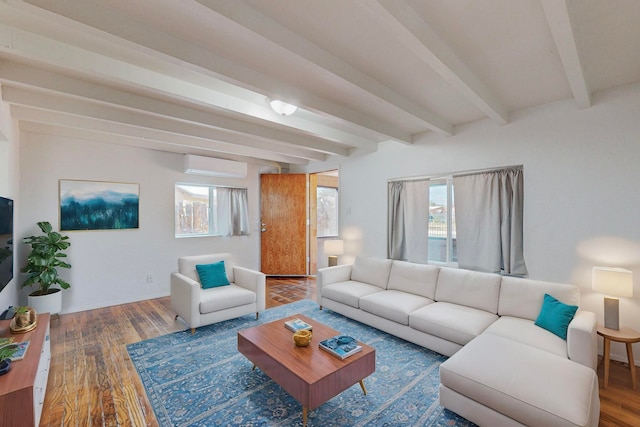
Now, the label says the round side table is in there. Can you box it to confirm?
[597,325,640,390]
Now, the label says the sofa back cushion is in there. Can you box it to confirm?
[435,267,501,313]
[387,261,439,299]
[351,256,392,289]
[178,253,235,284]
[498,276,579,320]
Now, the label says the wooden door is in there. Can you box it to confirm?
[260,174,307,275]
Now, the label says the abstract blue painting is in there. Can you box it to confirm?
[59,180,139,231]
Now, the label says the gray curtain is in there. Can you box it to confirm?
[453,168,527,275]
[387,180,429,263]
[217,187,250,236]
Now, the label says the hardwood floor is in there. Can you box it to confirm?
[40,277,638,426]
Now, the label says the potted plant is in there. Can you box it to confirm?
[21,221,71,315]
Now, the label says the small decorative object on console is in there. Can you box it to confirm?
[319,335,362,360]
[10,307,38,334]
[284,318,313,332]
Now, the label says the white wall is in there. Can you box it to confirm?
[0,89,20,310]
[18,132,261,314]
[298,82,640,364]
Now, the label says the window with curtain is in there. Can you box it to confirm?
[175,184,249,237]
[387,178,456,265]
[454,167,527,276]
[388,166,526,275]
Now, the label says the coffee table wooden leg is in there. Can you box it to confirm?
[252,363,256,371]
[302,406,307,427]
[626,342,637,390]
[603,337,611,388]
[359,379,367,395]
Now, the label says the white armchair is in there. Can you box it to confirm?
[170,253,266,334]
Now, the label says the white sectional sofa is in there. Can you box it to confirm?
[317,256,600,427]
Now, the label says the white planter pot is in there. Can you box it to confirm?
[27,289,62,315]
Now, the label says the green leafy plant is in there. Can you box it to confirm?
[15,306,29,314]
[21,221,71,295]
[0,344,17,363]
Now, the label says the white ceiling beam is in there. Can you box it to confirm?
[540,0,591,109]
[361,0,509,125]
[10,0,413,143]
[0,57,376,152]
[194,0,453,138]
[11,107,311,165]
[0,61,347,158]
[2,86,341,159]
[18,121,290,168]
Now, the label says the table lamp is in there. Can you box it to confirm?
[592,266,633,330]
[324,239,344,267]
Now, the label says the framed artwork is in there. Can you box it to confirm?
[59,180,139,231]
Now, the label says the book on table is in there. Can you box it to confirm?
[284,318,313,332]
[0,339,29,361]
[318,335,362,360]
[9,341,29,361]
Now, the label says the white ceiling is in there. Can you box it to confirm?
[1,0,639,168]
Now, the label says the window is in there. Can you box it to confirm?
[388,166,525,274]
[175,184,249,237]
[317,186,339,237]
[428,178,457,264]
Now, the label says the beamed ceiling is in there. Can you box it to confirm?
[1,0,639,168]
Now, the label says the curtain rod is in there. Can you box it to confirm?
[387,165,523,183]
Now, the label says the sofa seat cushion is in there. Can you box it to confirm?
[409,302,498,346]
[199,284,256,314]
[359,290,434,325]
[440,333,599,427]
[322,281,385,308]
[483,316,568,358]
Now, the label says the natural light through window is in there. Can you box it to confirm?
[317,186,339,237]
[175,184,213,236]
[175,184,250,238]
[428,178,457,264]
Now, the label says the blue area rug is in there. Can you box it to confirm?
[127,299,475,426]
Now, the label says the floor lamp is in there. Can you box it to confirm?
[592,266,634,330]
[324,239,344,267]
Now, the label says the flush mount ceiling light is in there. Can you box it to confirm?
[269,99,298,116]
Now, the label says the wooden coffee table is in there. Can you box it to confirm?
[237,313,375,426]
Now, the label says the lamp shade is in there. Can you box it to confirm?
[324,239,344,255]
[592,267,633,298]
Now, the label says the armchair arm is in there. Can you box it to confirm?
[567,310,598,370]
[170,272,201,329]
[233,266,266,312]
[316,264,353,305]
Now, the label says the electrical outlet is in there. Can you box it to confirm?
[146,274,153,283]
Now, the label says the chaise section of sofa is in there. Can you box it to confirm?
[440,333,600,427]
[317,256,599,427]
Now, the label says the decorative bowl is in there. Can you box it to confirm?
[293,329,312,347]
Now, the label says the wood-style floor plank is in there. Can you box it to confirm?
[39,277,637,426]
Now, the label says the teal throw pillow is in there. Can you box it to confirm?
[196,261,230,289]
[534,293,578,340]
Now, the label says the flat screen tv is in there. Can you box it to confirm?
[0,197,14,292]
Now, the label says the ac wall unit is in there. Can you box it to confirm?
[183,154,247,178]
